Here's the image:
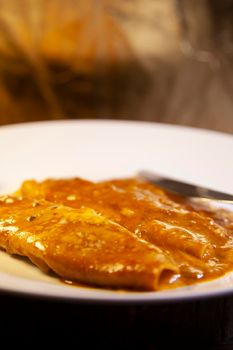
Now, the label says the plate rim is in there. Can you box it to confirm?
[1,270,233,304]
[1,118,233,140]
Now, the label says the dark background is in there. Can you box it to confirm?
[1,291,233,349]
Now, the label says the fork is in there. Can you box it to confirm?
[138,170,233,207]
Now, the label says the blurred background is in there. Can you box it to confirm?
[0,0,232,133]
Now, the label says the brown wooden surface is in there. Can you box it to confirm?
[1,291,233,349]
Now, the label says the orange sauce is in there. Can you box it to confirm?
[17,177,233,291]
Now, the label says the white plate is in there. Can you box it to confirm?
[0,119,233,303]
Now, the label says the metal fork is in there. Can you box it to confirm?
[138,170,233,206]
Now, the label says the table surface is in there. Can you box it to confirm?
[1,291,233,349]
